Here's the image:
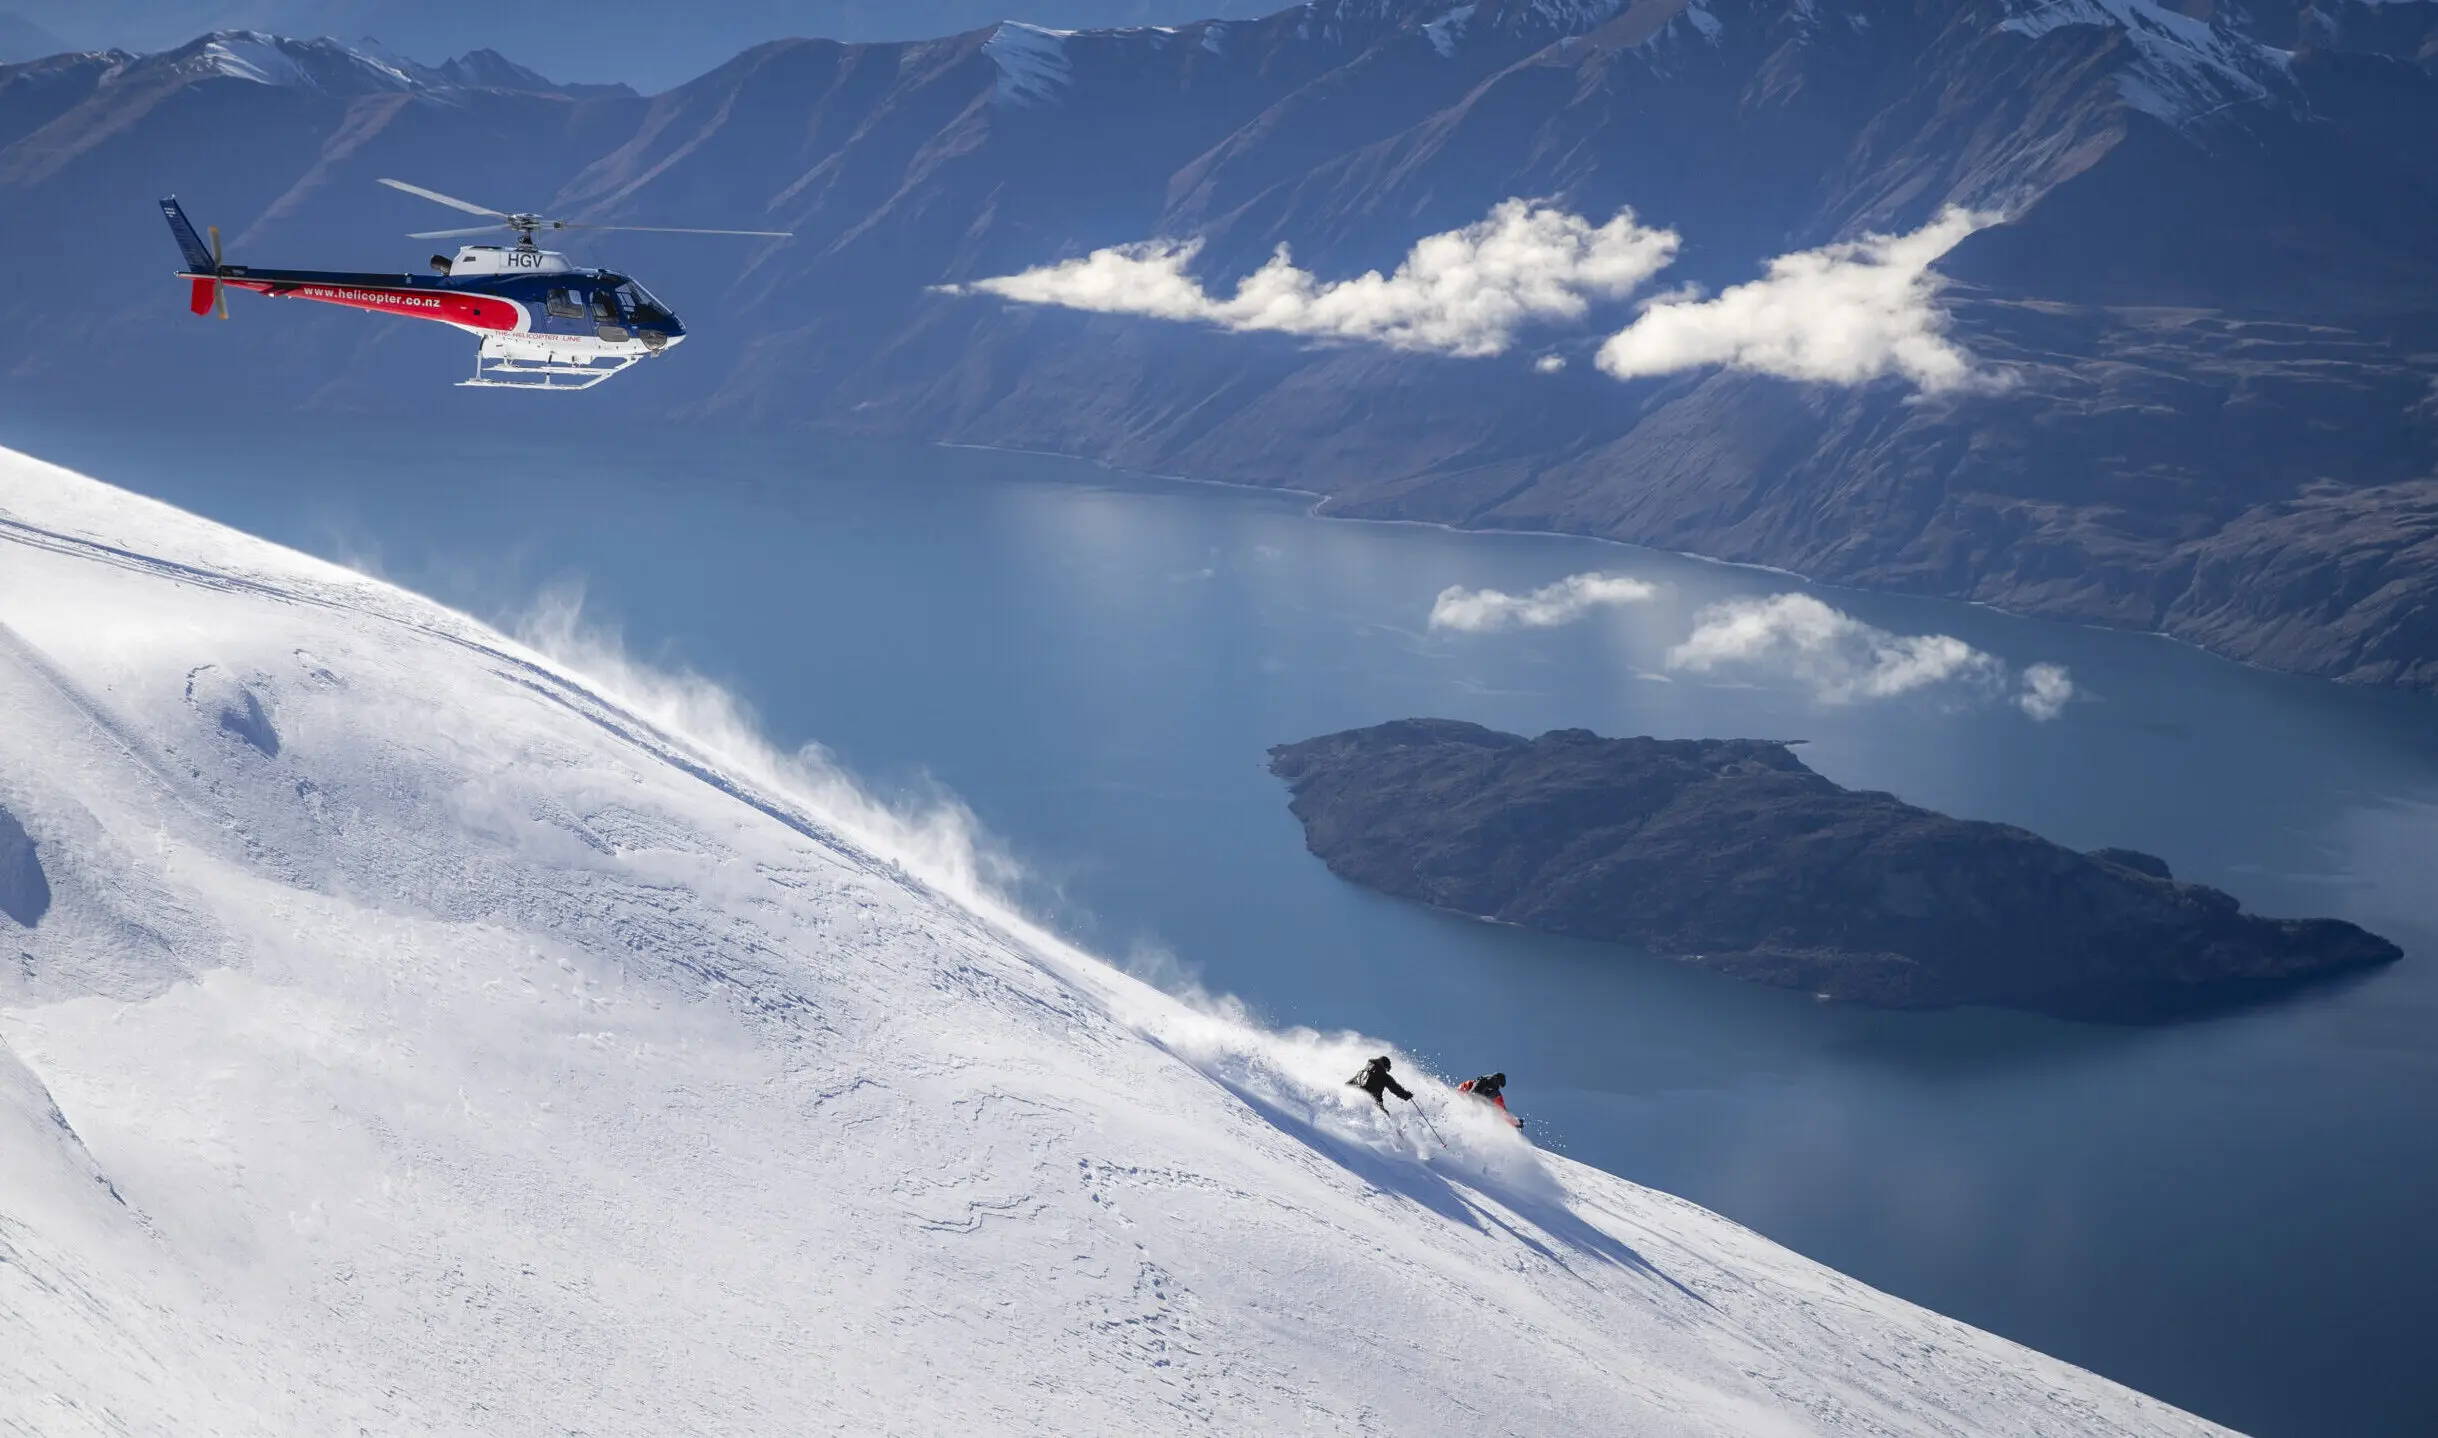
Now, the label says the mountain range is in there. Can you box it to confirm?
[0,1,1287,89]
[1,1,2434,693]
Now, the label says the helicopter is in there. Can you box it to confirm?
[160,179,791,391]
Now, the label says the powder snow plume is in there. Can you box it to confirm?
[514,592,1561,1197]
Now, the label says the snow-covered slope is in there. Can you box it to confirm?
[0,445,2232,1437]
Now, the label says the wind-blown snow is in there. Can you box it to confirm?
[0,446,2213,1434]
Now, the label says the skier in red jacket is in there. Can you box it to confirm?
[1457,1071,1519,1126]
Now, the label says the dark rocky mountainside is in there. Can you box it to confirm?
[2,3,2436,691]
[1268,719,2402,1019]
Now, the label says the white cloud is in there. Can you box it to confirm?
[1665,592,2073,719]
[1596,207,1998,392]
[1429,572,1659,633]
[955,201,2000,388]
[2016,661,2077,721]
[1667,593,1997,700]
[954,200,1680,358]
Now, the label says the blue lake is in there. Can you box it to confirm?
[9,412,2435,1437]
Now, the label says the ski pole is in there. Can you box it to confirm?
[1409,1098,1448,1149]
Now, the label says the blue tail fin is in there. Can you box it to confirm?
[160,196,216,273]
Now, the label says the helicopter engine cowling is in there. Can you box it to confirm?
[448,245,574,278]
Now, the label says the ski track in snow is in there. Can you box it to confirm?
[0,446,2231,1436]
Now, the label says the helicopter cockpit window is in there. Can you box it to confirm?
[545,289,587,320]
[617,281,671,322]
[591,290,620,322]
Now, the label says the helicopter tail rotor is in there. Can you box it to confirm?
[208,225,229,320]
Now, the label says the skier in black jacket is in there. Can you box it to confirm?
[1347,1055,1413,1110]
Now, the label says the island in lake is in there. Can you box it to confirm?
[1268,720,2402,1021]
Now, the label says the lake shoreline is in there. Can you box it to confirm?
[921,434,2413,702]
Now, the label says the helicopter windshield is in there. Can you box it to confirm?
[604,276,674,324]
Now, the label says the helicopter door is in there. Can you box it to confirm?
[589,287,629,341]
[544,288,587,321]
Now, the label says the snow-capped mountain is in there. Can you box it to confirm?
[0,444,2238,1434]
[0,2,1298,92]
[171,31,432,90]
[50,28,612,95]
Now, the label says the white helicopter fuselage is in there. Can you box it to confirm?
[426,245,687,387]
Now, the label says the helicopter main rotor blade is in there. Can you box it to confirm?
[379,178,509,218]
[558,223,795,238]
[408,225,516,240]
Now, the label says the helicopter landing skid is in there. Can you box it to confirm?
[461,348,643,391]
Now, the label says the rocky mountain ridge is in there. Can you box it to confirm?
[0,29,625,100]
